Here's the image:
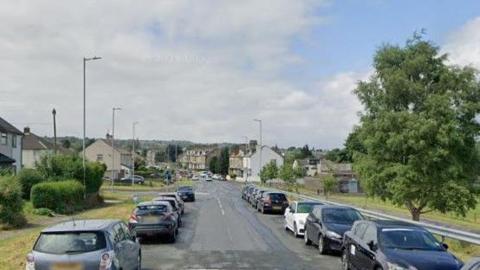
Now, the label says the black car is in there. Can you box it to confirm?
[128,201,179,243]
[304,206,363,254]
[177,186,195,202]
[257,192,289,214]
[342,220,463,270]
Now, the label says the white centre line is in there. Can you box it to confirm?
[216,197,225,215]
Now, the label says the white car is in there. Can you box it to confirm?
[284,201,324,237]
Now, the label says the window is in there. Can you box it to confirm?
[96,154,103,161]
[11,135,16,148]
[33,231,106,254]
[0,133,6,145]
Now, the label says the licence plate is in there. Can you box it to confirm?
[273,206,282,210]
[143,216,158,223]
[51,263,83,270]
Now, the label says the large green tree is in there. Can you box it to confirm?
[260,160,278,183]
[353,35,480,221]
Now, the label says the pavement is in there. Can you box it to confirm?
[140,180,341,270]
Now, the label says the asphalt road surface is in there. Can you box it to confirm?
[139,180,341,270]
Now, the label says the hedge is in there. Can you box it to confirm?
[31,180,85,214]
[17,169,45,199]
[0,176,26,227]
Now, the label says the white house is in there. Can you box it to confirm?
[243,145,284,182]
[85,138,133,180]
[0,117,23,173]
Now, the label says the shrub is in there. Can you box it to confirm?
[35,154,106,194]
[31,180,85,214]
[0,176,26,228]
[17,169,45,199]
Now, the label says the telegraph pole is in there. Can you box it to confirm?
[52,108,57,154]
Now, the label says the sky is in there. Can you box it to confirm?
[1,0,480,149]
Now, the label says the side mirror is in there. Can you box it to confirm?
[367,240,377,252]
[442,243,449,250]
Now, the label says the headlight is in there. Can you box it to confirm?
[326,230,342,239]
[386,262,417,270]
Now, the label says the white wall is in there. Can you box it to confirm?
[244,146,284,182]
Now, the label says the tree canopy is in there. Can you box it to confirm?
[352,34,480,220]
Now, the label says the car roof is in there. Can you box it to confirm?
[157,192,179,196]
[296,201,324,205]
[177,186,193,189]
[372,220,423,229]
[264,191,286,195]
[42,219,120,233]
[317,205,357,211]
[153,196,176,201]
[137,200,171,207]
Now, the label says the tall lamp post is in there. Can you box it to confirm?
[83,56,101,199]
[254,119,262,180]
[52,108,57,155]
[111,107,121,190]
[131,121,139,186]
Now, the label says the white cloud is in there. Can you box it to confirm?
[444,17,480,70]
[0,0,362,148]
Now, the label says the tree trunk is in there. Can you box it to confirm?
[410,208,421,221]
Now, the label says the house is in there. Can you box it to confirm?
[146,150,156,167]
[0,117,23,173]
[85,137,133,180]
[178,147,219,170]
[228,148,247,178]
[22,127,71,168]
[293,158,320,177]
[318,159,359,193]
[243,145,284,182]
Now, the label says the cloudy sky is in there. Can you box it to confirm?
[1,0,480,149]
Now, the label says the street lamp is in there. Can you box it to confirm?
[254,119,262,180]
[52,108,57,155]
[83,56,102,199]
[111,107,121,190]
[131,121,139,186]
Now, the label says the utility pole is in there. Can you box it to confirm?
[111,107,121,190]
[254,119,262,180]
[83,56,101,199]
[52,108,57,155]
[131,121,139,186]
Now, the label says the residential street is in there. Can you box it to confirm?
[140,181,341,270]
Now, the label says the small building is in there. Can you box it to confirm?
[293,158,320,177]
[178,147,220,171]
[85,137,133,180]
[243,145,284,182]
[22,127,71,168]
[0,117,23,173]
[319,159,359,193]
[229,148,247,178]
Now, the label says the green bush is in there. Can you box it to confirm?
[35,154,106,194]
[0,176,26,228]
[31,180,85,214]
[17,169,45,199]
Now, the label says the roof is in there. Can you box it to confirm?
[0,117,22,135]
[42,219,120,233]
[372,220,422,229]
[23,133,54,150]
[0,153,15,164]
[153,196,176,202]
[317,205,356,211]
[136,200,171,207]
[98,139,131,154]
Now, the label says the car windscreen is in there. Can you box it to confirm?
[34,231,106,254]
[379,228,444,251]
[135,204,168,216]
[297,203,322,214]
[268,193,287,201]
[156,200,176,209]
[322,208,362,224]
[178,187,193,192]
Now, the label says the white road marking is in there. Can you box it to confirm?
[217,197,225,215]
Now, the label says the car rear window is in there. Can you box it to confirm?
[268,193,287,200]
[135,204,168,215]
[34,231,106,254]
[178,186,193,191]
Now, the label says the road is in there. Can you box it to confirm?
[140,180,341,270]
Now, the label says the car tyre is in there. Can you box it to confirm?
[304,230,311,245]
[136,253,142,270]
[318,234,327,254]
[169,230,177,243]
[341,249,350,270]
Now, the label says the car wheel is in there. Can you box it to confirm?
[293,223,298,238]
[304,229,311,245]
[341,249,349,270]
[169,230,177,243]
[178,218,182,227]
[318,234,327,254]
[136,253,142,270]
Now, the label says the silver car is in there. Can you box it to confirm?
[26,219,141,270]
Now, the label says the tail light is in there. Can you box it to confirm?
[264,197,271,205]
[25,253,35,270]
[99,251,114,270]
[129,213,138,224]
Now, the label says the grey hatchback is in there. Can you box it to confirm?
[26,219,141,270]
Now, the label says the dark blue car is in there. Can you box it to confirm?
[342,220,463,270]
[177,186,195,202]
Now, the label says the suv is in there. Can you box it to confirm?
[257,192,289,214]
[128,201,179,243]
[26,219,141,270]
[177,186,195,202]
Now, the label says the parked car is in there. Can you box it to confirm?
[462,258,480,270]
[120,175,145,184]
[177,186,195,202]
[152,196,183,226]
[251,189,267,208]
[205,175,213,181]
[248,187,259,206]
[257,192,289,214]
[245,186,256,202]
[26,219,141,270]
[304,205,363,254]
[128,201,179,243]
[192,175,199,181]
[342,220,463,270]
[157,192,185,214]
[284,201,324,237]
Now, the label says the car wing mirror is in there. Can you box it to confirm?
[441,243,449,250]
[367,241,378,252]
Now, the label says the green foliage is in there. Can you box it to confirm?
[260,161,278,183]
[325,148,351,163]
[0,176,26,227]
[31,180,85,214]
[284,146,312,164]
[278,164,295,184]
[17,169,44,200]
[323,175,337,199]
[218,147,230,175]
[352,34,480,220]
[35,154,106,194]
[209,156,219,173]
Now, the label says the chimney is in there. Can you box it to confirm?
[24,127,31,135]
